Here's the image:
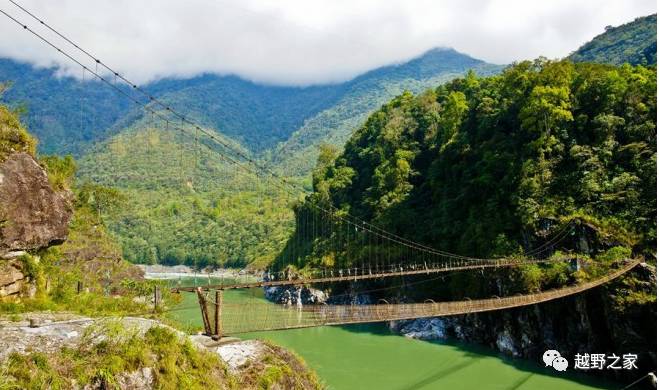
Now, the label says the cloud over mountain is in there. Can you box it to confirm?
[0,0,655,85]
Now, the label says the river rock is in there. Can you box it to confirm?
[114,367,154,390]
[264,285,328,305]
[391,317,449,340]
[216,340,264,371]
[496,329,520,357]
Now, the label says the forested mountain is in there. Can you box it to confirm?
[0,48,494,159]
[291,60,656,270]
[0,60,345,155]
[76,116,296,268]
[0,59,133,154]
[0,47,497,267]
[569,14,656,66]
[270,48,502,175]
[116,75,348,152]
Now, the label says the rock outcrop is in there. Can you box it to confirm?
[0,258,30,297]
[264,285,328,305]
[0,314,322,390]
[0,152,73,298]
[0,152,72,255]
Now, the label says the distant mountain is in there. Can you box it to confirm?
[124,74,348,152]
[0,47,500,168]
[569,14,656,66]
[0,59,132,154]
[0,60,346,155]
[270,48,502,175]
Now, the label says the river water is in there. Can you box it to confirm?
[165,277,616,390]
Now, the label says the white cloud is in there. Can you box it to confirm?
[0,0,655,85]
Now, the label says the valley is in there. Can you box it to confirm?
[0,7,656,390]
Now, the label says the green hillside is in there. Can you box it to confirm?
[76,116,297,269]
[71,48,500,268]
[569,14,656,66]
[137,75,346,152]
[289,60,656,272]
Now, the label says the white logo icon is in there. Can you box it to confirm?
[543,350,568,371]
[552,356,569,371]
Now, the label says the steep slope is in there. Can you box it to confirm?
[76,116,295,269]
[0,59,133,155]
[287,59,657,379]
[295,60,656,267]
[270,48,502,176]
[569,14,657,66]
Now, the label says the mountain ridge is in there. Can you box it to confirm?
[0,47,491,157]
[569,13,656,65]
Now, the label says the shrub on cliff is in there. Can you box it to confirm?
[0,104,36,162]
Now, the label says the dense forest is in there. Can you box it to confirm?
[285,60,656,287]
[76,115,297,269]
[570,14,657,66]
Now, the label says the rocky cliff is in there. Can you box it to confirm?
[0,152,72,255]
[0,133,73,298]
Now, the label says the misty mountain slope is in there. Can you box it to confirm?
[0,58,133,155]
[269,48,503,175]
[134,74,348,152]
[569,14,656,66]
[0,58,348,155]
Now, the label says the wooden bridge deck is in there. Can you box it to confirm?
[219,260,640,334]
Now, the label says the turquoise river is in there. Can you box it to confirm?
[165,276,617,390]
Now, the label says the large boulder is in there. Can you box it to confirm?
[0,152,72,257]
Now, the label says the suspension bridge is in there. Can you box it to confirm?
[190,259,640,337]
[0,2,645,341]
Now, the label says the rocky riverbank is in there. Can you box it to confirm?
[391,262,657,382]
[0,312,323,389]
